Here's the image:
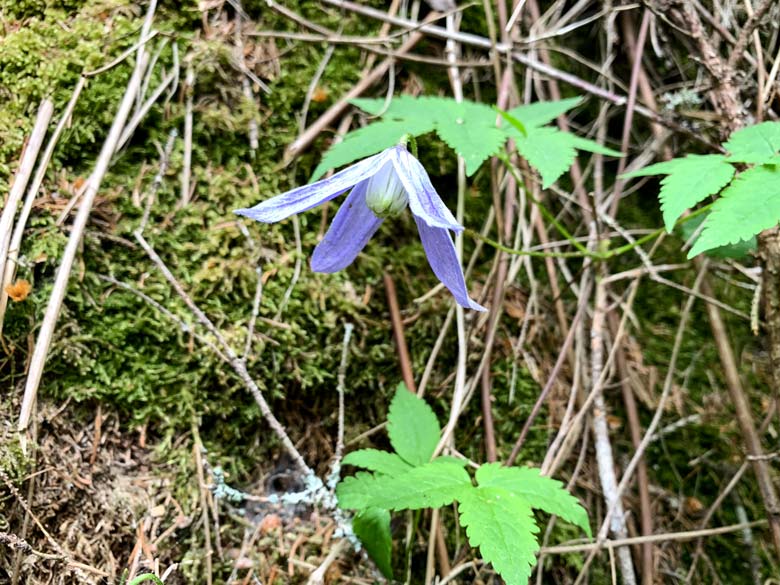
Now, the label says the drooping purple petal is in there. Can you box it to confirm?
[311,182,383,273]
[391,147,462,232]
[414,216,486,311]
[235,149,391,223]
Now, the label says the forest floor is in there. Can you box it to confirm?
[1,1,779,584]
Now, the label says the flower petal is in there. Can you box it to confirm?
[235,149,391,223]
[391,147,462,232]
[414,217,486,311]
[311,182,383,273]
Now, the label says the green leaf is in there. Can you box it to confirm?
[311,117,435,180]
[495,107,527,136]
[458,486,540,585]
[351,95,444,119]
[724,121,780,163]
[337,472,382,510]
[512,127,578,188]
[431,455,468,466]
[387,383,440,466]
[688,165,780,257]
[350,97,387,116]
[364,461,472,511]
[680,213,756,260]
[505,97,582,128]
[320,95,596,185]
[352,95,505,176]
[475,464,591,537]
[353,507,393,578]
[434,100,506,175]
[342,449,414,477]
[568,135,623,157]
[621,155,735,232]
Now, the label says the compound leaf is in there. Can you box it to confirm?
[312,118,435,180]
[680,213,756,260]
[353,507,393,578]
[505,97,582,128]
[622,154,735,232]
[337,472,382,510]
[434,99,506,175]
[342,449,414,477]
[458,486,540,585]
[387,383,440,466]
[688,165,780,257]
[364,461,471,511]
[476,463,591,537]
[568,135,623,157]
[724,121,780,163]
[512,126,578,188]
[353,95,502,175]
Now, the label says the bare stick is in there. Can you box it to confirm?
[193,440,213,585]
[586,281,636,585]
[540,520,769,555]
[283,30,424,162]
[505,282,590,466]
[18,44,153,440]
[234,0,259,156]
[139,128,177,233]
[700,271,780,556]
[0,100,54,306]
[432,11,469,459]
[134,231,312,475]
[384,272,416,393]
[0,81,84,335]
[725,0,773,72]
[243,266,263,360]
[118,69,176,149]
[180,59,194,206]
[334,322,354,463]
[305,538,349,585]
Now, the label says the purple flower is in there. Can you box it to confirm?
[235,145,485,311]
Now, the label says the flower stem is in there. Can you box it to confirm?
[400,133,419,157]
[466,204,714,261]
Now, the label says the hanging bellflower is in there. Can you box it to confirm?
[235,144,485,311]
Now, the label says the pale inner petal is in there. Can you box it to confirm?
[364,161,409,218]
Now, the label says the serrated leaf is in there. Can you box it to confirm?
[688,165,780,257]
[568,135,623,157]
[436,102,506,175]
[353,507,393,578]
[495,108,527,136]
[724,121,780,163]
[680,213,756,259]
[512,126,577,188]
[350,97,387,116]
[476,463,591,537]
[342,449,414,477]
[337,472,382,510]
[364,461,472,511]
[311,117,435,180]
[458,486,540,585]
[621,155,735,232]
[352,95,445,119]
[387,383,440,466]
[505,97,582,128]
[354,95,505,176]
